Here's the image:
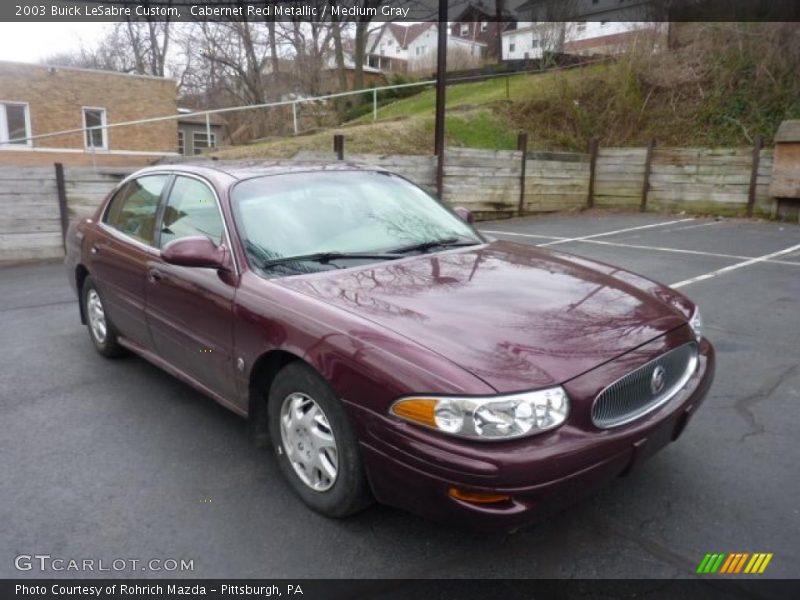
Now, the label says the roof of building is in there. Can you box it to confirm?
[0,59,175,83]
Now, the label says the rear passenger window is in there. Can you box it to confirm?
[104,175,168,246]
[159,176,224,248]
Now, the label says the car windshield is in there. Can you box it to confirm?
[231,170,483,275]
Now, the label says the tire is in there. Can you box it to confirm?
[81,276,126,358]
[268,361,373,518]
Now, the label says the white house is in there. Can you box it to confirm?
[564,21,667,55]
[368,23,486,73]
[501,22,559,61]
[502,21,665,60]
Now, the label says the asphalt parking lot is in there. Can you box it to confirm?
[1,211,799,580]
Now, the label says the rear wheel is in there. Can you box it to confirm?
[82,276,125,358]
[267,362,373,517]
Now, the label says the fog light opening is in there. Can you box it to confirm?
[448,486,511,505]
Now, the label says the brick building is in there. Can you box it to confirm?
[450,1,518,60]
[0,61,178,166]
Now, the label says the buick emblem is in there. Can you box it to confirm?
[650,365,667,395]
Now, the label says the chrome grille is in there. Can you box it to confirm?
[591,342,698,429]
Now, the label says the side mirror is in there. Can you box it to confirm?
[161,236,229,270]
[453,206,475,224]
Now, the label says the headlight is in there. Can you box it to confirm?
[689,307,703,340]
[390,387,569,441]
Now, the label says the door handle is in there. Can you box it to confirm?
[147,268,163,283]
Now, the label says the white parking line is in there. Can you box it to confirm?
[480,229,800,267]
[537,218,696,246]
[578,239,751,261]
[670,243,800,288]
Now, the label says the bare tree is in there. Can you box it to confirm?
[44,19,171,78]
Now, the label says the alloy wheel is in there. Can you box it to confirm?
[279,392,339,492]
[86,289,107,344]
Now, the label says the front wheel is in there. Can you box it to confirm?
[82,276,125,358]
[267,362,373,518]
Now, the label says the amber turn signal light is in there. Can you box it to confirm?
[391,398,437,427]
[448,487,510,505]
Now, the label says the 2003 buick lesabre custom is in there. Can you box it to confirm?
[65,162,714,529]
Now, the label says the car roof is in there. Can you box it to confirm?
[142,159,389,181]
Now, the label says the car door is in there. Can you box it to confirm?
[89,174,169,351]
[145,174,239,403]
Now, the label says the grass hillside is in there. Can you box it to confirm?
[214,23,800,159]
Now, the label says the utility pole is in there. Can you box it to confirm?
[434,0,448,198]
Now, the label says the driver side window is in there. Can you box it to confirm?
[159,176,224,248]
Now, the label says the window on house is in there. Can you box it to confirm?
[0,102,31,146]
[415,46,427,56]
[83,107,107,150]
[460,23,469,36]
[193,131,216,155]
[532,37,540,48]
[178,130,185,156]
[509,42,516,52]
[481,22,488,32]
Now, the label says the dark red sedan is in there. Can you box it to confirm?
[65,162,714,529]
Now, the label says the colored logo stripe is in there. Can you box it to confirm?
[697,552,773,574]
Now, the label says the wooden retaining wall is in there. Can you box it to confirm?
[0,165,131,261]
[0,144,779,262]
[0,167,63,261]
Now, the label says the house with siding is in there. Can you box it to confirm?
[176,109,225,157]
[367,23,485,73]
[0,60,178,166]
[506,0,667,60]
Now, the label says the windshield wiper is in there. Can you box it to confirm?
[260,251,404,270]
[389,237,480,255]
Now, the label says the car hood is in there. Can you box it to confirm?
[277,240,688,393]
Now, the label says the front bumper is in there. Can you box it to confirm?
[352,336,715,531]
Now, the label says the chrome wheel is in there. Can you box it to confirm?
[86,289,107,344]
[279,392,339,492]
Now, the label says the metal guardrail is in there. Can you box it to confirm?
[2,58,610,147]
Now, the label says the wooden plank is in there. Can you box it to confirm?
[649,182,753,194]
[444,166,521,177]
[525,160,589,172]
[0,231,63,250]
[774,120,800,143]
[524,183,589,194]
[596,164,647,175]
[523,169,590,180]
[649,173,753,185]
[648,190,748,203]
[0,218,62,234]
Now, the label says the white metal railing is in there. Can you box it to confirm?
[2,59,609,148]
